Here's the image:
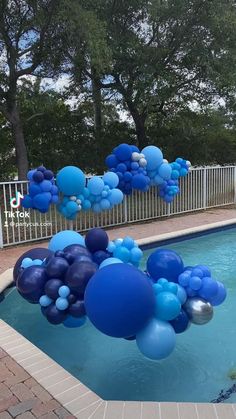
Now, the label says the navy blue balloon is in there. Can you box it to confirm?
[92,250,110,265]
[44,279,64,299]
[67,294,77,304]
[65,261,97,297]
[44,304,67,325]
[84,264,155,338]
[37,166,46,173]
[55,250,65,258]
[18,287,44,304]
[68,300,86,317]
[170,309,190,334]
[16,266,48,301]
[13,248,53,282]
[74,255,92,264]
[85,228,109,253]
[147,249,184,282]
[63,244,91,264]
[44,170,54,180]
[45,257,69,279]
[33,171,44,183]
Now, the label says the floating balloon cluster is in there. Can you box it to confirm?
[12,227,226,361]
[56,167,124,219]
[22,166,59,213]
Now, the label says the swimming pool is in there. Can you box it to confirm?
[0,227,236,403]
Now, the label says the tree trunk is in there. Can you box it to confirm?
[10,104,28,180]
[126,103,148,149]
[91,68,102,142]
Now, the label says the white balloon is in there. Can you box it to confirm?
[132,152,140,162]
[186,160,192,167]
[139,158,147,167]
[163,159,169,164]
[76,199,81,205]
[70,196,77,201]
[139,153,145,158]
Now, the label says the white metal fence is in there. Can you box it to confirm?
[0,166,235,248]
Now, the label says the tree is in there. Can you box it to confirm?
[0,0,59,179]
[80,0,236,149]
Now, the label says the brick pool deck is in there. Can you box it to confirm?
[0,207,236,418]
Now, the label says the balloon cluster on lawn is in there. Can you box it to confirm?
[22,166,59,213]
[105,143,191,203]
[56,167,124,219]
[13,227,226,360]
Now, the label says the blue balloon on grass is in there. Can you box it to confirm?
[136,318,176,360]
[147,249,184,282]
[63,316,86,328]
[170,309,190,334]
[56,166,85,196]
[84,264,155,338]
[155,292,181,321]
[48,230,85,252]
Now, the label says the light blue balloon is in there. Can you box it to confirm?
[83,187,90,198]
[155,291,181,321]
[101,190,108,198]
[66,201,78,215]
[142,146,163,171]
[56,166,85,196]
[88,176,104,195]
[107,241,116,253]
[92,203,102,213]
[114,238,123,247]
[130,247,143,263]
[114,246,130,263]
[122,236,135,250]
[154,174,164,185]
[56,297,69,311]
[48,230,85,251]
[82,200,91,210]
[153,283,163,295]
[163,282,178,295]
[32,259,43,266]
[158,163,172,180]
[176,285,187,305]
[103,172,119,188]
[136,318,176,360]
[59,286,70,298]
[21,258,33,269]
[109,189,124,205]
[99,257,123,269]
[100,199,111,210]
[39,295,53,307]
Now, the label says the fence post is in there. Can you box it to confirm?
[203,167,207,210]
[0,208,3,248]
[234,166,236,203]
[123,195,128,223]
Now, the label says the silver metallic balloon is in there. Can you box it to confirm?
[183,298,213,325]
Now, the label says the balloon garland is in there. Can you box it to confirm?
[12,227,226,360]
[22,144,191,217]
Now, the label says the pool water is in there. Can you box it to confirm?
[1,227,236,403]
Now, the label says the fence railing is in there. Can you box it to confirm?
[0,166,235,248]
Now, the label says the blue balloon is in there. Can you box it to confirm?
[142,146,163,170]
[40,180,53,192]
[39,295,53,307]
[82,200,92,210]
[99,257,123,269]
[147,249,184,282]
[84,264,155,338]
[136,318,176,360]
[16,266,48,303]
[68,300,86,317]
[122,236,135,250]
[21,195,33,209]
[33,193,50,211]
[114,143,132,161]
[56,297,69,311]
[56,166,85,196]
[107,241,116,253]
[207,281,227,306]
[27,169,36,181]
[44,304,67,325]
[109,189,123,205]
[65,261,97,298]
[170,309,190,334]
[21,258,33,269]
[100,199,111,210]
[198,277,219,300]
[155,292,181,321]
[113,246,130,263]
[176,285,187,305]
[178,271,191,287]
[45,257,69,278]
[92,250,110,265]
[44,170,54,180]
[195,265,211,277]
[103,172,119,188]
[29,183,41,197]
[189,276,202,291]
[158,163,172,180]
[58,285,70,298]
[88,176,104,195]
[105,154,118,169]
[33,171,44,183]
[131,174,148,191]
[48,230,85,252]
[130,247,143,263]
[44,279,64,300]
[63,316,86,328]
[66,201,79,215]
[85,228,109,253]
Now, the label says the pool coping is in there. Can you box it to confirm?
[1,218,236,418]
